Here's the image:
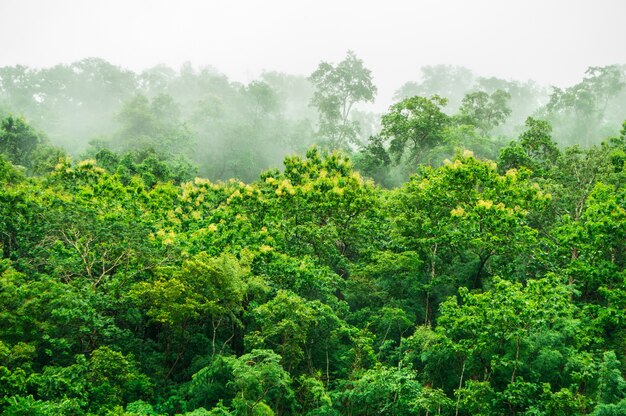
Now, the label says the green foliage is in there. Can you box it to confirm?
[333,365,422,415]
[1,119,626,415]
[0,116,41,168]
[458,89,512,134]
[519,118,559,163]
[257,147,380,273]
[597,351,626,405]
[592,398,626,416]
[498,117,559,176]
[246,290,345,376]
[353,135,393,186]
[227,349,294,415]
[546,65,626,146]
[309,51,376,149]
[381,95,450,167]
[430,275,588,414]
[132,252,246,327]
[393,152,549,293]
[2,394,84,415]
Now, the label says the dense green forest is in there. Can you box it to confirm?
[1,55,626,415]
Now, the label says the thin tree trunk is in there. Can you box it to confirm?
[455,360,466,416]
[326,348,330,385]
[511,334,520,383]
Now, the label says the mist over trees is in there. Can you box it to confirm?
[1,57,623,184]
[1,54,626,415]
[2,58,319,182]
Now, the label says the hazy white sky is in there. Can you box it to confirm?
[1,0,625,109]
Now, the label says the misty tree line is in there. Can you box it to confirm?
[1,55,624,184]
[1,54,626,415]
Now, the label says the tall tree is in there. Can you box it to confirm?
[309,51,377,150]
[380,95,449,167]
[458,89,512,135]
[0,115,41,168]
[546,65,625,146]
[498,117,560,176]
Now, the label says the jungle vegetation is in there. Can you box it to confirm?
[1,54,626,415]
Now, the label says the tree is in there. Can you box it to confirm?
[245,81,280,119]
[380,95,449,168]
[115,93,191,154]
[546,65,625,146]
[0,116,41,168]
[309,51,377,150]
[474,77,548,135]
[227,349,294,416]
[246,290,344,376]
[353,135,393,186]
[458,89,512,134]
[392,152,549,307]
[130,252,247,378]
[518,117,559,166]
[257,147,380,273]
[433,276,585,415]
[597,351,626,405]
[498,117,559,175]
[0,159,30,259]
[333,365,423,415]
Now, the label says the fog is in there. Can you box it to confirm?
[1,0,625,184]
[2,0,626,111]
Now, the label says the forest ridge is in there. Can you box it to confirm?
[1,54,626,415]
[1,55,624,183]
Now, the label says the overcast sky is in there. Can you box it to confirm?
[1,0,625,110]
